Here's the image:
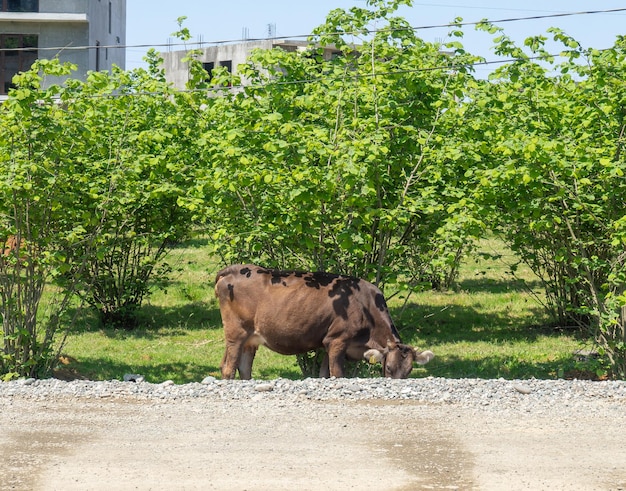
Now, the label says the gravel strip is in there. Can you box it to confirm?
[2,376,626,413]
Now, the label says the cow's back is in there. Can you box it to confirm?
[215,264,337,353]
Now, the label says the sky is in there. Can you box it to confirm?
[125,1,626,75]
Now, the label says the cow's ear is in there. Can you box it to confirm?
[364,349,384,365]
[413,349,435,365]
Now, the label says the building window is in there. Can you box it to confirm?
[95,41,101,71]
[202,61,214,82]
[218,61,232,87]
[1,0,38,12]
[108,2,112,34]
[0,34,38,94]
[220,60,232,73]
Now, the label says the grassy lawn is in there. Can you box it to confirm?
[57,238,598,383]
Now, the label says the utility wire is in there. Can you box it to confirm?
[413,2,625,15]
[1,6,625,53]
[39,48,585,101]
[174,52,583,94]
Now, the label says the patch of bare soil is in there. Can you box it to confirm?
[1,396,625,490]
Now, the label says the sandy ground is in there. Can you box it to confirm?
[2,395,626,491]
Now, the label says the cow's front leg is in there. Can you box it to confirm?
[319,353,330,378]
[323,341,347,378]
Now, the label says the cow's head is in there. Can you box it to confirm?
[364,343,434,379]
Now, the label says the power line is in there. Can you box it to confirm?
[4,42,603,103]
[1,7,625,54]
[412,2,625,15]
[450,7,626,28]
[39,47,589,102]
[179,52,585,94]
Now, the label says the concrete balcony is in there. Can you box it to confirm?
[0,12,87,23]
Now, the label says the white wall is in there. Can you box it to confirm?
[0,0,126,91]
[87,0,126,70]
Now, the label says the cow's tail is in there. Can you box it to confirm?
[214,264,256,285]
[215,264,239,285]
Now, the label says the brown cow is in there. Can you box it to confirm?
[215,264,434,379]
[1,234,27,264]
[2,235,19,257]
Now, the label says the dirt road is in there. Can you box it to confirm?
[2,394,625,490]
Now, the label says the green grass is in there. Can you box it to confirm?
[57,238,600,383]
[397,240,594,379]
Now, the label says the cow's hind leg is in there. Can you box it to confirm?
[219,306,252,379]
[220,340,244,379]
[238,343,258,380]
